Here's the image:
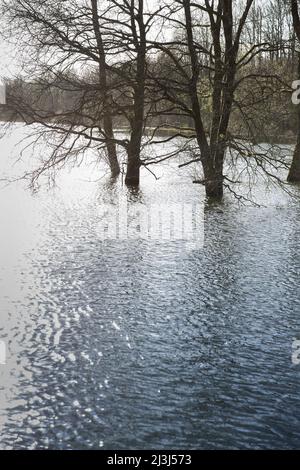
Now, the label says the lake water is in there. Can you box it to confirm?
[0,125,300,449]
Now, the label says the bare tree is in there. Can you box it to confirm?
[91,0,120,176]
[109,0,147,186]
[0,0,297,199]
[1,0,124,181]
[1,0,165,187]
[288,0,300,182]
[151,1,256,198]
[149,0,293,200]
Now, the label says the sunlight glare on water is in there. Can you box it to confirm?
[0,124,300,449]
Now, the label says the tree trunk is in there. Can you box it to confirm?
[91,0,120,177]
[101,102,120,178]
[203,149,224,199]
[288,140,300,183]
[288,52,300,183]
[205,177,224,199]
[125,0,146,187]
[125,83,144,186]
[105,125,120,177]
[125,133,142,185]
[125,156,141,186]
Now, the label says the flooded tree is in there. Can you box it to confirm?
[288,0,300,183]
[90,0,120,177]
[1,0,163,187]
[109,0,148,186]
[1,0,123,179]
[0,0,297,199]
[148,0,294,200]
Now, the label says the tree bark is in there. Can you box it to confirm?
[288,54,300,182]
[183,0,220,198]
[125,0,146,186]
[289,1,300,182]
[202,146,224,199]
[125,78,145,185]
[288,141,300,182]
[205,181,224,198]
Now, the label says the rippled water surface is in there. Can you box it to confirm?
[0,126,300,449]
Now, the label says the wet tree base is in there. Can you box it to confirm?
[288,147,300,183]
[125,161,140,186]
[125,174,140,186]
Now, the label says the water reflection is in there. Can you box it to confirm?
[0,126,300,449]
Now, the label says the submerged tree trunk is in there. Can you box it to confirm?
[125,72,145,185]
[200,144,225,199]
[289,1,300,182]
[126,127,143,185]
[125,0,146,187]
[91,0,120,177]
[105,125,120,177]
[204,178,224,199]
[182,0,252,199]
[288,53,300,182]
[183,0,227,199]
[203,156,224,199]
[289,141,300,182]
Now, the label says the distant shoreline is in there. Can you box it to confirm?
[0,115,296,146]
